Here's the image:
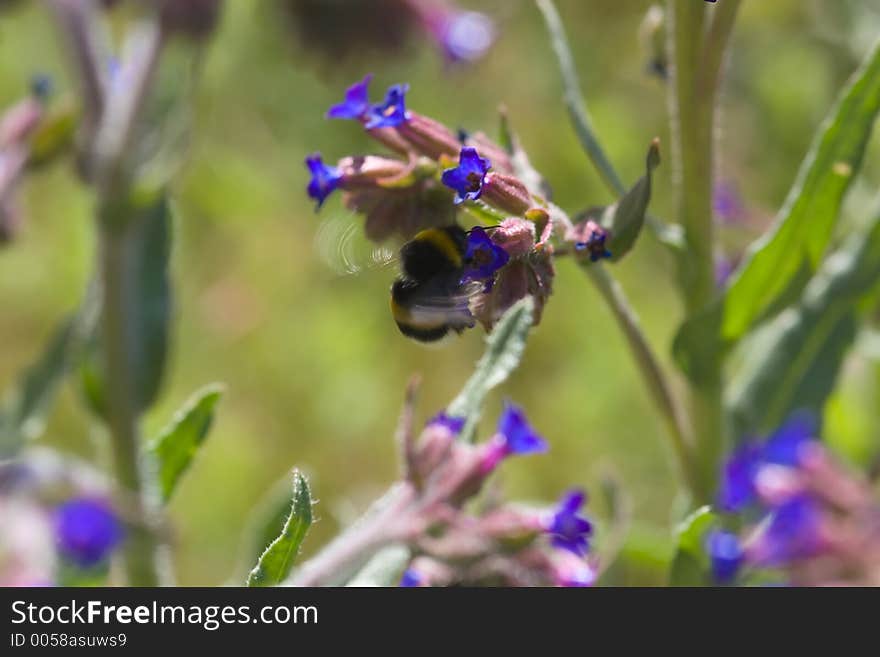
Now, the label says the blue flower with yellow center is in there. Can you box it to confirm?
[441,147,491,204]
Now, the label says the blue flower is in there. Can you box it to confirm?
[54,498,122,568]
[575,226,612,262]
[436,11,495,63]
[497,403,548,456]
[441,147,491,203]
[461,227,509,283]
[399,569,423,587]
[717,441,762,512]
[427,412,465,435]
[305,154,343,209]
[706,529,742,583]
[364,84,410,130]
[326,74,373,121]
[546,489,593,556]
[756,495,822,565]
[762,411,816,467]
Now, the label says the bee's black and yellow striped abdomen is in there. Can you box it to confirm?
[391,226,474,343]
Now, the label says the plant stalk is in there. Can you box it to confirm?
[99,222,161,586]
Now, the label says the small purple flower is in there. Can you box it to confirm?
[364,84,410,130]
[54,498,122,568]
[399,569,423,587]
[546,490,593,556]
[752,495,823,565]
[461,227,509,283]
[497,403,548,456]
[706,529,742,583]
[305,154,343,209]
[713,181,745,224]
[326,74,373,121]
[574,224,612,262]
[715,255,735,288]
[441,147,491,204]
[762,412,816,467]
[717,441,762,513]
[426,412,465,435]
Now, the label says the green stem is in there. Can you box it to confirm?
[666,0,741,501]
[581,264,698,497]
[99,223,161,586]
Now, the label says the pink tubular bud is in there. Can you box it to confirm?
[492,217,536,258]
[394,112,460,160]
[481,172,532,216]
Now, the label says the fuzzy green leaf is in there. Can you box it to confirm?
[603,139,660,261]
[675,39,880,382]
[148,383,224,503]
[727,216,880,436]
[247,471,313,587]
[345,544,411,587]
[447,296,534,440]
[668,506,715,587]
[0,317,77,456]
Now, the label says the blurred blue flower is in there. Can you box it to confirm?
[427,412,465,435]
[497,403,548,456]
[441,147,491,203]
[435,11,495,63]
[717,441,762,512]
[326,73,373,121]
[399,569,423,587]
[461,227,509,283]
[546,489,593,556]
[755,495,822,565]
[574,224,611,262]
[706,529,742,583]
[305,154,342,209]
[713,180,745,224]
[762,411,816,467]
[54,498,122,568]
[365,83,410,130]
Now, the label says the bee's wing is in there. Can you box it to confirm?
[313,212,398,276]
[403,279,485,327]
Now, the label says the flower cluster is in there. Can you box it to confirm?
[392,404,597,587]
[706,413,880,586]
[0,450,123,586]
[306,76,560,332]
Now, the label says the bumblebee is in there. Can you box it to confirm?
[390,225,479,342]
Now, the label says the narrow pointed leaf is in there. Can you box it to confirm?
[669,506,715,587]
[345,544,410,587]
[148,383,224,503]
[247,471,313,587]
[727,215,880,436]
[447,296,534,441]
[675,40,880,381]
[603,139,660,261]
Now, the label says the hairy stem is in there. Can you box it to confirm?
[288,484,415,586]
[581,264,697,496]
[666,0,741,501]
[99,224,161,586]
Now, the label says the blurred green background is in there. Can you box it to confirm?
[1,0,879,585]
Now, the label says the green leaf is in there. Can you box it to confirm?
[81,194,173,417]
[603,139,660,261]
[727,216,880,437]
[345,544,410,587]
[668,505,715,587]
[446,296,534,440]
[0,318,74,457]
[148,383,224,503]
[675,39,880,381]
[0,290,97,457]
[247,471,313,587]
